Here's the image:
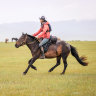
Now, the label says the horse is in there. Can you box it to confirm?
[15,33,88,75]
[12,38,18,42]
[5,38,9,43]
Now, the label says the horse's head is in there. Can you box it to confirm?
[15,33,27,48]
[15,33,38,48]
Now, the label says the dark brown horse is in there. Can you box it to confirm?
[15,33,88,75]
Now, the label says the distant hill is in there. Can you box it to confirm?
[0,20,96,41]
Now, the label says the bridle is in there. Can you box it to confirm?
[23,34,28,44]
[19,35,29,45]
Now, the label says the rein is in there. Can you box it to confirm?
[24,35,39,45]
[27,42,34,45]
[24,35,28,43]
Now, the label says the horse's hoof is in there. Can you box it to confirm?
[23,72,26,75]
[48,70,51,72]
[60,73,64,75]
[34,67,37,70]
[48,69,52,72]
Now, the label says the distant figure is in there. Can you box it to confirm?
[5,38,9,43]
[12,38,18,42]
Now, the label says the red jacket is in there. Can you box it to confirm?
[33,22,50,39]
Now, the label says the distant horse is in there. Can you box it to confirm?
[15,33,88,75]
[5,38,9,43]
[12,38,18,42]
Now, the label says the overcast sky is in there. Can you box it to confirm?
[0,0,96,24]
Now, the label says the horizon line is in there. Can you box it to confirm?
[0,19,96,25]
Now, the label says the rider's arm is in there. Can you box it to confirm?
[38,24,48,38]
[33,27,42,36]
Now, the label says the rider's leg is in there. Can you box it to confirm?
[39,38,49,59]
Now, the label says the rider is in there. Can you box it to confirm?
[33,16,51,59]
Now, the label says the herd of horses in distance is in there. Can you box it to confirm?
[5,38,18,43]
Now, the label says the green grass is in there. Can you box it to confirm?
[0,41,96,96]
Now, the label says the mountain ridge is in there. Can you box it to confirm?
[0,20,96,41]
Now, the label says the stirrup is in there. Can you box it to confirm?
[40,54,45,59]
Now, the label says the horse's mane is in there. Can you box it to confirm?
[27,34,39,43]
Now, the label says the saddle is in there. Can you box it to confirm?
[42,36,57,53]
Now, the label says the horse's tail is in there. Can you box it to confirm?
[70,45,88,66]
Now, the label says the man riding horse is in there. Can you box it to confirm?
[15,16,88,75]
[33,16,51,59]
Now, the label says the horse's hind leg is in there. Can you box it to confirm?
[48,56,61,72]
[61,55,68,75]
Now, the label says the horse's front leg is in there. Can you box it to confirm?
[28,58,31,64]
[28,58,37,70]
[23,57,37,75]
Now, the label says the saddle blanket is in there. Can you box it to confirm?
[42,36,57,53]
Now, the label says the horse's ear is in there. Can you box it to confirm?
[25,33,27,35]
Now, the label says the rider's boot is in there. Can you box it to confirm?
[40,46,45,59]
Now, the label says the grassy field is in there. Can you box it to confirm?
[0,41,96,96]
